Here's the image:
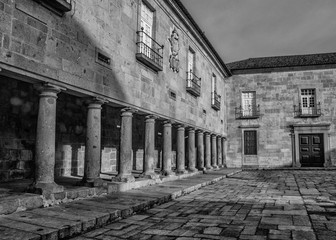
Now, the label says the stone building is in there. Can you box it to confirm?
[226,53,336,168]
[0,0,230,194]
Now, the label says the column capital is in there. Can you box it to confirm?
[204,131,211,136]
[187,127,195,132]
[34,83,66,97]
[121,107,137,117]
[163,119,174,125]
[86,97,107,105]
[196,129,204,134]
[175,123,186,129]
[145,114,158,120]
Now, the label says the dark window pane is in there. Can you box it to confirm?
[244,130,257,155]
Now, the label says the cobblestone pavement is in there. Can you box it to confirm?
[71,170,336,240]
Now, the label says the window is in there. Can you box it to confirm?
[187,48,195,77]
[211,74,217,97]
[185,48,201,97]
[211,74,221,110]
[242,91,257,117]
[244,130,257,155]
[35,0,72,16]
[136,1,163,71]
[301,89,315,115]
[140,2,154,58]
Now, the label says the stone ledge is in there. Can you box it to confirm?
[107,171,203,193]
[0,169,242,240]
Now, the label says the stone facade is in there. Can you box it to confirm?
[0,0,229,190]
[226,65,336,168]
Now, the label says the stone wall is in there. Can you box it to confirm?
[226,68,336,168]
[0,0,227,135]
[0,76,37,181]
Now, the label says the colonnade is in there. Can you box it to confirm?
[31,84,227,193]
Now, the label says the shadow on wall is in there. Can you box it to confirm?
[0,0,135,181]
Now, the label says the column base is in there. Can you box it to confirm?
[176,169,188,174]
[140,172,159,180]
[112,174,135,183]
[79,178,104,187]
[27,182,64,195]
[205,166,213,170]
[161,170,176,177]
[197,167,206,172]
[187,168,198,173]
[212,165,219,169]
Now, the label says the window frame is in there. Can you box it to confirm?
[300,88,316,115]
[241,91,257,117]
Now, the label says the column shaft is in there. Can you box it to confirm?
[217,136,222,167]
[188,128,197,172]
[197,131,205,171]
[211,134,218,168]
[31,84,63,194]
[142,116,158,179]
[115,109,135,182]
[222,137,226,168]
[82,99,104,186]
[176,125,187,173]
[162,121,174,176]
[204,133,212,169]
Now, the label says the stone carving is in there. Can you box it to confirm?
[168,28,180,72]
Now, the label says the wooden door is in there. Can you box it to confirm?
[299,134,324,167]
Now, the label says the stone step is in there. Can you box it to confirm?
[0,168,241,240]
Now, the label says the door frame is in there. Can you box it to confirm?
[290,124,330,167]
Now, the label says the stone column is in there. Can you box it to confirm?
[142,115,158,179]
[204,132,212,170]
[290,131,297,167]
[82,98,105,187]
[162,121,174,176]
[217,136,223,167]
[114,108,135,182]
[187,128,197,172]
[222,137,227,168]
[197,130,205,171]
[211,134,218,169]
[176,125,187,174]
[30,84,65,194]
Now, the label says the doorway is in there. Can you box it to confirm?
[299,134,324,167]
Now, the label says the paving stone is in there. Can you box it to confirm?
[6,170,336,240]
[0,225,40,240]
[203,226,222,235]
[292,230,317,240]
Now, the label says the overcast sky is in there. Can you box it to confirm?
[180,0,336,63]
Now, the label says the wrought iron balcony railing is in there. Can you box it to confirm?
[235,105,260,119]
[294,102,321,118]
[186,70,201,97]
[136,28,163,71]
[211,91,221,110]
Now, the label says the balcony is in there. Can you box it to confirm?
[186,70,201,97]
[235,105,260,119]
[294,103,321,118]
[211,91,221,110]
[136,28,163,72]
[34,0,71,16]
